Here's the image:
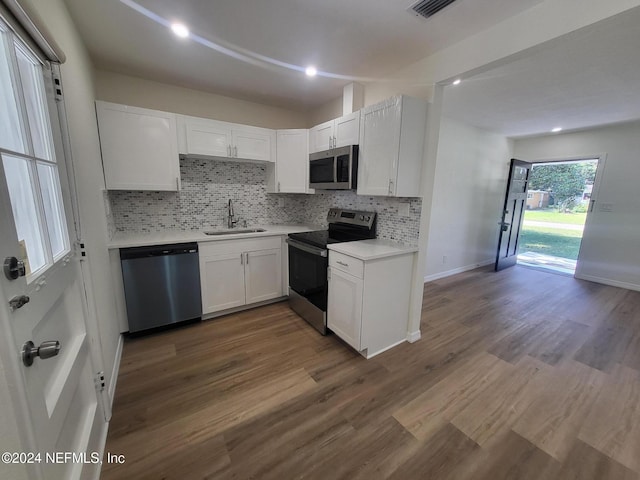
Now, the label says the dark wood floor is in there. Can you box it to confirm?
[101,266,640,480]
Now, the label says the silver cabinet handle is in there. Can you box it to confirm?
[240,253,244,265]
[278,182,281,192]
[388,179,394,195]
[245,252,249,264]
[22,340,60,367]
[336,261,349,267]
[234,146,238,157]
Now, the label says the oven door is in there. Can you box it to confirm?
[287,238,328,311]
[309,151,336,189]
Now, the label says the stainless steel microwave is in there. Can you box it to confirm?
[309,145,358,190]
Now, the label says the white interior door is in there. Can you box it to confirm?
[0,21,101,480]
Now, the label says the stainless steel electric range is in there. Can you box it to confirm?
[286,208,376,334]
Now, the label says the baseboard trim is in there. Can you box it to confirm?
[424,259,494,283]
[108,334,124,406]
[407,330,421,343]
[574,273,640,292]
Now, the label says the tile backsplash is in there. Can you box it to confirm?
[108,158,422,245]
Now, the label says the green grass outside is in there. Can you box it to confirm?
[519,226,583,260]
[523,209,587,225]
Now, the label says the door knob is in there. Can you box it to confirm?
[22,340,61,367]
[4,257,26,280]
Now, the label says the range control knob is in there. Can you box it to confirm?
[359,215,365,220]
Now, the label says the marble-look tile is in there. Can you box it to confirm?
[109,158,421,245]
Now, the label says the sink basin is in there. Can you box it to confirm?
[203,228,266,236]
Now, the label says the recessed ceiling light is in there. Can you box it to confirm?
[551,127,563,133]
[171,23,189,38]
[305,66,317,77]
[452,79,461,86]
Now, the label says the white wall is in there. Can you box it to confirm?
[25,0,122,406]
[95,70,307,129]
[514,121,640,291]
[424,116,513,281]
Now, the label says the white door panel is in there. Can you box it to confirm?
[0,22,103,480]
[200,253,246,313]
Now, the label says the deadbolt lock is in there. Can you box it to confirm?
[4,257,26,280]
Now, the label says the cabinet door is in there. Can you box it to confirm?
[309,120,334,153]
[357,99,401,196]
[200,253,246,314]
[335,111,360,147]
[185,120,232,158]
[232,128,274,162]
[327,267,363,351]
[276,129,309,193]
[96,102,180,191]
[245,248,282,304]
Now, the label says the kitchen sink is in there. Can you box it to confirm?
[203,228,267,236]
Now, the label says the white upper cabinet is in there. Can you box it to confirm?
[357,95,428,197]
[334,111,360,148]
[96,101,180,191]
[309,119,334,153]
[232,126,274,162]
[179,115,275,163]
[184,119,232,158]
[273,129,310,194]
[309,111,360,153]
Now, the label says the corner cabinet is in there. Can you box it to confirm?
[199,237,282,315]
[178,115,275,163]
[95,101,180,191]
[327,249,414,359]
[357,95,428,197]
[270,129,311,194]
[309,111,360,153]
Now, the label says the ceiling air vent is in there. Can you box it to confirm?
[408,0,458,19]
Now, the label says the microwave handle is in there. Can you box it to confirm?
[333,156,338,183]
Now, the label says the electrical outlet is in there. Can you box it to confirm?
[442,255,447,264]
[398,203,410,216]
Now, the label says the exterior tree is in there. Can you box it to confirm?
[529,161,597,211]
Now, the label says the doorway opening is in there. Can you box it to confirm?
[517,159,599,275]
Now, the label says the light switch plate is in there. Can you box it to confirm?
[398,203,410,216]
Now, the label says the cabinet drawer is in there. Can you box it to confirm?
[329,251,364,279]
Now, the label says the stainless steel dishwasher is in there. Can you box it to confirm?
[120,243,201,333]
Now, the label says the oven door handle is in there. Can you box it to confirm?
[286,238,328,257]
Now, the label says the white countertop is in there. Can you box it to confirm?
[328,239,418,261]
[108,224,317,249]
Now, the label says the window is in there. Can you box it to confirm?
[527,193,533,199]
[0,19,70,279]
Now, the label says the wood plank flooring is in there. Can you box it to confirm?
[101,266,640,479]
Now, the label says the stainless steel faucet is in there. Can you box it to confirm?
[227,199,237,228]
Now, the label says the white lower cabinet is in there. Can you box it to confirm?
[327,267,363,350]
[327,249,414,358]
[199,237,282,315]
[245,249,282,304]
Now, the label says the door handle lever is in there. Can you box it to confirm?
[22,340,61,367]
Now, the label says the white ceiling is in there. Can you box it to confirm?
[442,7,640,138]
[62,0,540,110]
